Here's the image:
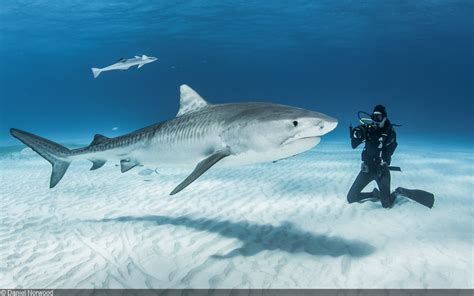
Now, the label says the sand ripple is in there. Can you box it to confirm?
[0,142,472,288]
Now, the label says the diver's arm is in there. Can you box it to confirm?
[381,127,397,165]
[351,137,364,149]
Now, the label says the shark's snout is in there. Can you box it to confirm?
[309,113,338,136]
[281,114,337,146]
[320,117,338,135]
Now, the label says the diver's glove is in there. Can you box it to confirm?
[381,156,391,166]
[378,133,388,149]
[352,126,364,139]
[378,136,384,149]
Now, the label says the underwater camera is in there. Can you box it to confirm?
[349,111,377,140]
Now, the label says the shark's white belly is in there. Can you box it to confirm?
[219,136,320,167]
[124,136,320,169]
[72,123,321,171]
[74,134,321,170]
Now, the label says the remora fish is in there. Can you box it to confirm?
[91,55,157,78]
[10,85,338,195]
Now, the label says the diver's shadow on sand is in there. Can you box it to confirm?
[96,216,375,259]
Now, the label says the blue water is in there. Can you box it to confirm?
[0,1,473,146]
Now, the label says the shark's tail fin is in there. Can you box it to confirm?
[91,68,102,78]
[10,128,72,188]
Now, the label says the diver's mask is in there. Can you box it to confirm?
[371,111,386,128]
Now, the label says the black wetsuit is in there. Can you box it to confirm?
[347,121,398,208]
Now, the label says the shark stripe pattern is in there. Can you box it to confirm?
[10,85,338,194]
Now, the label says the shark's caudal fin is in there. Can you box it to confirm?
[10,128,71,188]
[91,68,102,78]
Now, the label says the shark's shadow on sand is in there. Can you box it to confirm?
[95,216,375,258]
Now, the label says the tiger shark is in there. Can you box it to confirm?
[91,55,157,78]
[10,85,338,195]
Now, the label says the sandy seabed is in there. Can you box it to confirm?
[0,141,472,288]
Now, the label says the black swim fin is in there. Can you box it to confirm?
[393,187,435,208]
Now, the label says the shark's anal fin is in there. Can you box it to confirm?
[170,148,231,195]
[90,134,110,146]
[120,159,140,173]
[138,63,144,69]
[89,159,106,170]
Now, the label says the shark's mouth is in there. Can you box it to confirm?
[281,135,320,146]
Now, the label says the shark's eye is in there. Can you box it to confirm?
[293,120,298,127]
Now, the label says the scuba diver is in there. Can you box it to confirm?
[347,105,435,208]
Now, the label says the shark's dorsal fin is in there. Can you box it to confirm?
[90,134,110,146]
[142,55,148,60]
[177,85,210,117]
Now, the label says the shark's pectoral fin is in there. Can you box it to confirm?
[170,148,231,195]
[138,63,144,69]
[89,159,106,170]
[120,159,140,173]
